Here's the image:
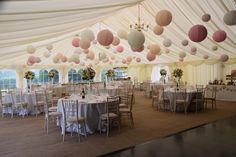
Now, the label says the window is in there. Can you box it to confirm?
[100,69,107,82]
[31,69,59,84]
[0,70,17,92]
[68,69,83,83]
[113,67,128,79]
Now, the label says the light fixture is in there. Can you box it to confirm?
[130,3,149,32]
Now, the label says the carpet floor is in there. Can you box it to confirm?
[0,91,236,157]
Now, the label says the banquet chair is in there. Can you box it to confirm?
[119,94,134,127]
[11,90,28,118]
[204,86,217,110]
[157,87,170,111]
[0,90,14,118]
[191,87,205,113]
[44,91,62,134]
[174,88,187,113]
[45,91,58,112]
[34,90,47,117]
[62,99,87,142]
[152,85,160,108]
[99,96,120,137]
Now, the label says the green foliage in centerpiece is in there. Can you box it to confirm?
[106,69,115,77]
[24,71,35,80]
[82,67,96,81]
[172,68,183,78]
[48,71,55,78]
[160,69,167,76]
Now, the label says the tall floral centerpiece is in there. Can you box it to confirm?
[172,68,183,89]
[48,71,55,85]
[160,69,167,84]
[24,71,35,92]
[82,67,96,82]
[106,69,115,81]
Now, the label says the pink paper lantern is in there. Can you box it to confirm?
[179,52,186,58]
[28,56,36,64]
[231,70,236,76]
[35,57,41,63]
[72,38,80,47]
[27,61,33,66]
[122,59,126,64]
[136,58,141,63]
[220,54,229,62]
[79,38,90,49]
[112,36,120,46]
[126,57,132,62]
[97,29,114,46]
[155,10,172,26]
[179,58,184,62]
[188,25,208,42]
[212,30,227,42]
[153,25,164,35]
[149,44,161,55]
[146,52,156,61]
[116,45,124,53]
[131,45,144,52]
[74,60,80,64]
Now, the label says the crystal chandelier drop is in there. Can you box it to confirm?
[130,3,149,32]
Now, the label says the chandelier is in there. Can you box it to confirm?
[130,3,149,32]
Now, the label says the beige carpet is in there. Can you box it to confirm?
[1,91,236,157]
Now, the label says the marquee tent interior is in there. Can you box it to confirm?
[0,0,235,87]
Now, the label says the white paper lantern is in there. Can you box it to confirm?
[179,52,186,58]
[46,44,53,51]
[43,51,51,58]
[127,30,145,48]
[163,39,172,47]
[80,29,95,42]
[211,45,218,51]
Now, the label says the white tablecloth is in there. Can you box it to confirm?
[57,94,108,134]
[165,88,201,112]
[206,85,236,102]
[4,92,45,115]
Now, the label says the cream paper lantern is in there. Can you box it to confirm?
[212,45,218,51]
[35,57,41,63]
[117,29,128,39]
[165,49,170,54]
[86,51,95,60]
[79,38,91,49]
[223,10,236,26]
[61,56,67,62]
[179,58,184,62]
[190,47,197,55]
[122,59,127,64]
[127,30,145,48]
[149,44,161,55]
[80,29,95,42]
[126,56,132,63]
[27,45,36,54]
[99,52,107,61]
[53,56,60,63]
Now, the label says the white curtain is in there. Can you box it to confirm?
[151,65,170,83]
